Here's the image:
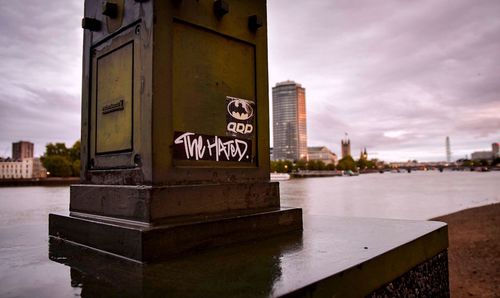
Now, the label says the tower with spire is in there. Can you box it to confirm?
[360,147,368,160]
[341,133,351,159]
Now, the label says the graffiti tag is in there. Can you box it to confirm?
[173,132,252,162]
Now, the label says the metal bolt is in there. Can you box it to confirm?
[135,25,141,35]
[248,15,263,31]
[82,18,101,31]
[102,2,118,18]
[214,0,229,18]
[134,154,142,166]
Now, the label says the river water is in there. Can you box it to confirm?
[280,170,500,220]
[0,171,498,297]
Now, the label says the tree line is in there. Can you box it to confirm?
[41,141,80,177]
[271,156,378,173]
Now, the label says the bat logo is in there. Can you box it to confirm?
[227,98,254,121]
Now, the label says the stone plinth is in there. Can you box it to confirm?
[49,215,449,296]
[49,207,302,263]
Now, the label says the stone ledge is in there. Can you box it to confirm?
[49,215,448,296]
[49,207,303,262]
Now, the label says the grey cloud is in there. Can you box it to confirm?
[0,0,499,161]
[268,0,500,161]
[0,0,83,157]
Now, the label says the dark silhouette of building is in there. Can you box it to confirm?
[12,141,34,160]
[359,148,368,160]
[471,142,500,160]
[341,134,351,159]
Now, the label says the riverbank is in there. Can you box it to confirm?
[432,203,500,297]
[0,177,79,187]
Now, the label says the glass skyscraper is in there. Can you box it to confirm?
[272,81,307,161]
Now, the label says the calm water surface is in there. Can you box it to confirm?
[0,171,498,297]
[280,170,500,220]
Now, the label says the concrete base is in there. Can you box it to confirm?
[49,207,303,262]
[49,215,449,296]
[69,182,281,224]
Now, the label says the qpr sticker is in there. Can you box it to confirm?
[226,96,255,138]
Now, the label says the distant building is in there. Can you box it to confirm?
[471,151,493,161]
[471,143,499,160]
[359,148,368,160]
[308,146,337,165]
[1,141,47,179]
[445,136,451,163]
[12,141,34,160]
[341,134,351,159]
[0,158,47,179]
[272,80,307,161]
[389,160,420,168]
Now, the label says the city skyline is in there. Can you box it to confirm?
[0,1,499,161]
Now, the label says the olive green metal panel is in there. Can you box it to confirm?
[152,0,270,183]
[80,0,153,183]
[172,21,255,137]
[88,24,144,171]
[172,21,256,167]
[96,42,134,154]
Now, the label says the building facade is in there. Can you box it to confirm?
[1,141,47,179]
[272,81,307,161]
[0,158,47,179]
[359,148,368,160]
[12,141,34,160]
[308,147,337,165]
[471,151,493,160]
[471,143,500,160]
[341,136,351,159]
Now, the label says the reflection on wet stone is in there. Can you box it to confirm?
[50,232,303,297]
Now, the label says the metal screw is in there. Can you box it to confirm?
[134,154,142,166]
[248,15,263,31]
[102,2,118,18]
[82,18,101,31]
[135,25,141,35]
[214,0,229,18]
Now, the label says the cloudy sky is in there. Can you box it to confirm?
[0,0,499,161]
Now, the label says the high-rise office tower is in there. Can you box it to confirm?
[445,136,451,163]
[12,141,34,160]
[272,81,307,161]
[492,143,499,158]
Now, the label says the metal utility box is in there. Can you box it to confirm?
[83,0,268,181]
[50,0,302,262]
